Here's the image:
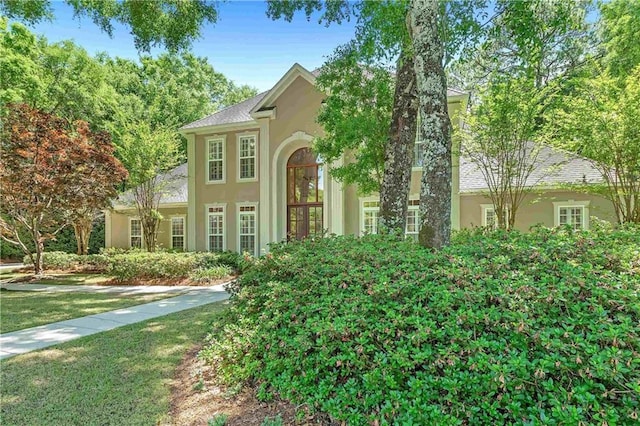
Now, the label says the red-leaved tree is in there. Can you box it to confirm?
[0,104,127,274]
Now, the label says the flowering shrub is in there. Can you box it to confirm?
[201,225,640,425]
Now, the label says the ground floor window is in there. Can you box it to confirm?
[361,199,421,239]
[238,204,257,256]
[481,204,510,229]
[207,205,225,252]
[129,218,142,249]
[554,201,589,230]
[171,217,185,250]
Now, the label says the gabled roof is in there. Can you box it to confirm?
[180,63,469,131]
[114,163,188,208]
[179,92,268,130]
[459,144,603,193]
[250,63,317,114]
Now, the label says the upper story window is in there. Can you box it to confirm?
[413,113,424,168]
[130,218,142,249]
[207,137,225,183]
[554,201,590,230]
[238,134,257,181]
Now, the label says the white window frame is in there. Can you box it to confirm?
[553,200,590,230]
[413,113,424,170]
[406,199,420,240]
[360,198,381,235]
[206,203,227,252]
[481,204,510,229]
[206,136,226,184]
[237,132,258,182]
[170,215,186,250]
[237,202,258,256]
[129,217,142,249]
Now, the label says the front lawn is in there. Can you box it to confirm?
[0,290,174,333]
[0,301,227,425]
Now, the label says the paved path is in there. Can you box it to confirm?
[0,284,229,360]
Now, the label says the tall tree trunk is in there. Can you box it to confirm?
[72,214,93,255]
[379,52,418,235]
[409,0,453,249]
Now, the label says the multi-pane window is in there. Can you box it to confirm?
[406,200,420,241]
[362,201,381,234]
[558,206,584,230]
[207,138,225,182]
[238,205,257,256]
[130,218,142,249]
[482,206,509,229]
[208,206,225,252]
[238,135,256,180]
[171,217,185,250]
[362,199,421,238]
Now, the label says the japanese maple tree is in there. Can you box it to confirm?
[0,104,127,274]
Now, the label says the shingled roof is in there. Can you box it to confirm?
[115,163,188,207]
[459,144,603,192]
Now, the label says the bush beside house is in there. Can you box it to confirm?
[22,249,242,281]
[201,225,640,425]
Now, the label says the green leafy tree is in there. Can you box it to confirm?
[0,19,117,128]
[458,78,554,229]
[550,66,640,224]
[1,0,218,52]
[599,0,640,79]
[116,121,183,252]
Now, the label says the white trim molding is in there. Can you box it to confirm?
[553,200,590,230]
[236,131,259,182]
[271,131,315,242]
[206,135,227,184]
[258,118,271,253]
[205,203,227,252]
[186,134,196,251]
[104,209,112,248]
[237,202,259,257]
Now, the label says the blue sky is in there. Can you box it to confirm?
[29,1,358,91]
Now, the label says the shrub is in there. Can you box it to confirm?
[201,226,640,425]
[189,266,233,284]
[23,251,80,270]
[108,251,198,281]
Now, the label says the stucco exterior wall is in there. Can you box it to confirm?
[107,207,188,250]
[192,130,261,251]
[460,190,617,230]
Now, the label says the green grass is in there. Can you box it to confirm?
[0,272,112,285]
[0,290,176,333]
[0,301,227,426]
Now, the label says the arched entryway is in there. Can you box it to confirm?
[286,148,323,240]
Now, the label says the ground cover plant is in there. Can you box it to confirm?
[202,224,640,425]
[0,301,227,425]
[0,290,174,333]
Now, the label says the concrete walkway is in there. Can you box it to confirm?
[0,284,229,360]
[1,282,211,295]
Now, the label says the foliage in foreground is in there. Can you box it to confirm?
[23,249,242,281]
[202,225,640,425]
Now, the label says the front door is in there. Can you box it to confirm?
[286,148,323,240]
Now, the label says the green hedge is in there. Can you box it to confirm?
[202,225,640,425]
[23,249,242,281]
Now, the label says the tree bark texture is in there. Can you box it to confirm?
[409,0,453,249]
[379,53,418,236]
[72,216,93,256]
